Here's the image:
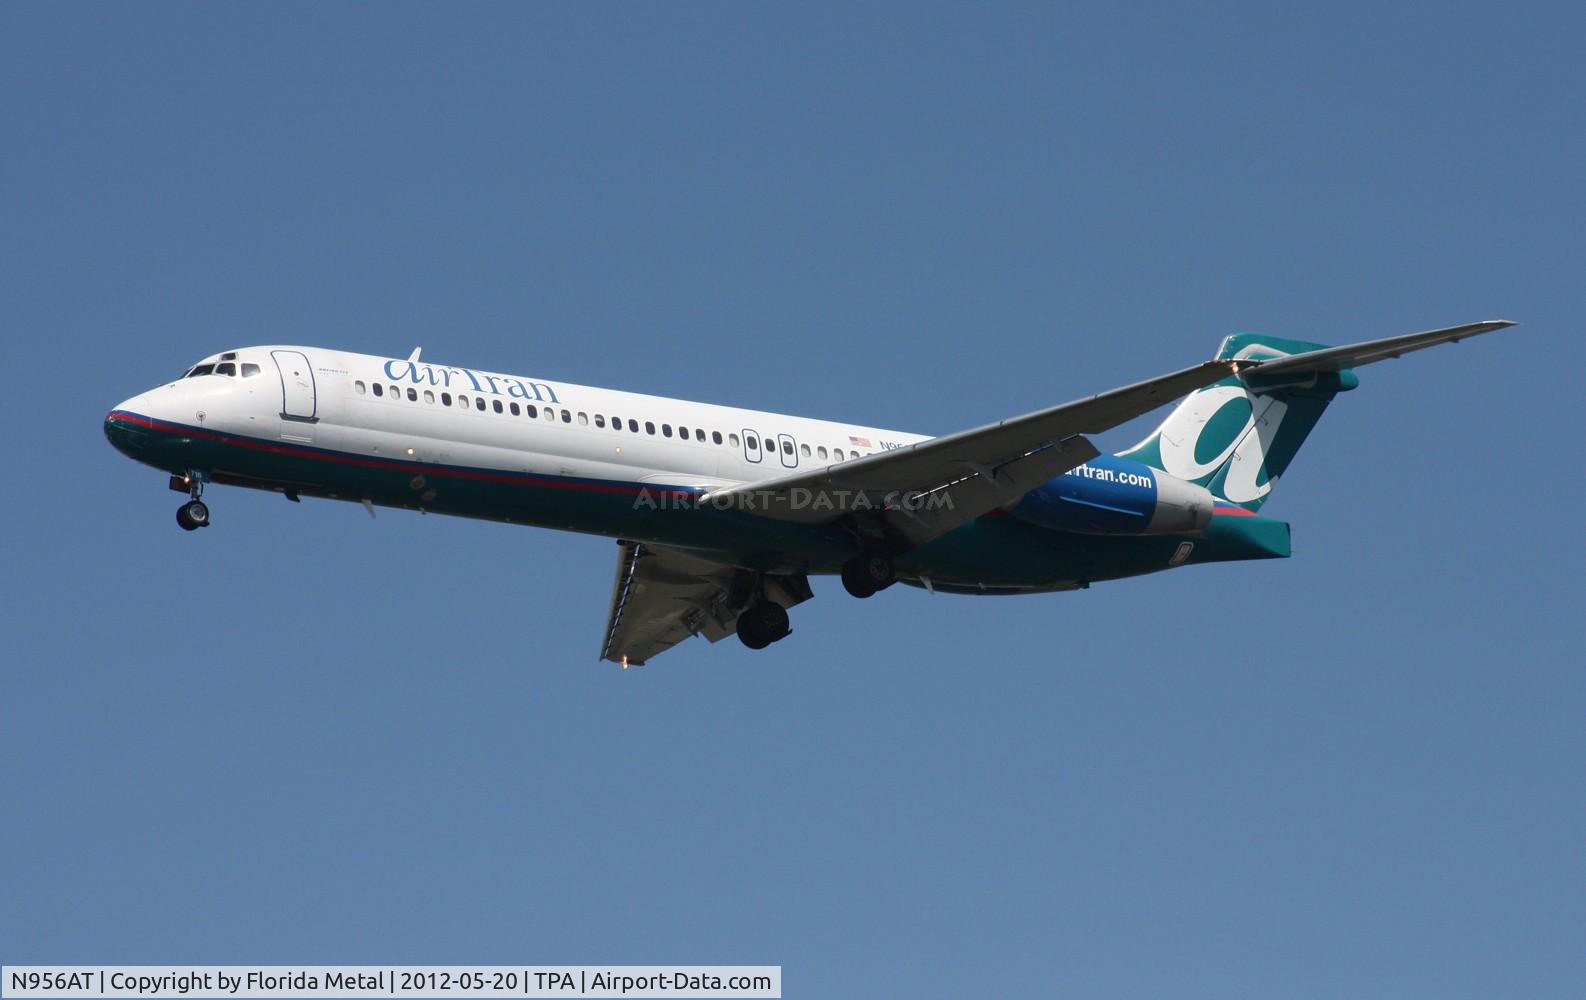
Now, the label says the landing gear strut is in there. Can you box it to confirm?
[841,551,896,599]
[736,601,791,650]
[171,472,211,531]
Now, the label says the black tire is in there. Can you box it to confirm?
[859,553,895,588]
[177,500,209,531]
[842,552,894,598]
[754,601,790,641]
[736,611,771,650]
[841,561,877,599]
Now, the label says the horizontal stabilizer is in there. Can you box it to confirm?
[1249,320,1516,375]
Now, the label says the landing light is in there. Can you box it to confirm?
[405,447,415,456]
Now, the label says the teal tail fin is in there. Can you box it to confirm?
[1119,334,1359,511]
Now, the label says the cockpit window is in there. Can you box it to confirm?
[220,352,237,361]
[216,362,236,377]
[241,363,261,377]
[187,364,216,378]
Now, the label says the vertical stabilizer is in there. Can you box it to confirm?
[1118,334,1358,511]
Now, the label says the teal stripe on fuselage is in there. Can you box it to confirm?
[104,411,1287,590]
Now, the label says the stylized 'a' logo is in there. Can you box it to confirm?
[1156,355,1295,504]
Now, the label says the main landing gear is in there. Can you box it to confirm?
[170,472,211,531]
[736,601,791,651]
[841,551,896,599]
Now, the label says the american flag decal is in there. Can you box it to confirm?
[848,435,871,447]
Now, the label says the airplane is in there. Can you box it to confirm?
[105,320,1515,666]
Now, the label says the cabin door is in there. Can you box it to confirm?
[271,350,318,422]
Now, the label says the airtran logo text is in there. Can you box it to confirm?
[382,360,562,404]
[1064,463,1153,488]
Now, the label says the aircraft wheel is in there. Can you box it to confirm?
[842,552,894,598]
[736,610,772,650]
[841,563,876,598]
[737,602,790,650]
[176,499,210,531]
[754,601,790,641]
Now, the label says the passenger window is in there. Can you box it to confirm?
[476,398,486,411]
[729,433,740,447]
[662,424,672,437]
[388,385,398,397]
[783,440,793,455]
[801,444,811,457]
[442,392,452,406]
[645,421,656,435]
[745,434,758,450]
[594,415,605,428]
[818,446,828,459]
[526,404,537,418]
[372,383,384,397]
[408,388,418,401]
[835,449,845,460]
[355,380,366,394]
[510,402,520,416]
[424,390,434,404]
[544,408,555,421]
[493,399,503,413]
[458,395,468,408]
[241,363,261,378]
[712,431,722,444]
[577,412,588,426]
[560,409,571,423]
[628,419,639,433]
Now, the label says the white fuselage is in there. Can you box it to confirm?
[117,345,929,496]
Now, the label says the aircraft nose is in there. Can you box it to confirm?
[104,394,156,458]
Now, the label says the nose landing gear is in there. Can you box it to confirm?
[170,471,211,531]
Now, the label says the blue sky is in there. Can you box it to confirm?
[3,4,1583,997]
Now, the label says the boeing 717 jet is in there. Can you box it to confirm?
[104,321,1514,665]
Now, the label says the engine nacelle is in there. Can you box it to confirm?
[1009,455,1213,536]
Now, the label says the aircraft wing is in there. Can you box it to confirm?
[1249,320,1516,375]
[701,359,1245,547]
[599,540,812,666]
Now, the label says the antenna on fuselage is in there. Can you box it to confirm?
[408,347,422,363]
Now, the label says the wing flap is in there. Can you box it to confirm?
[601,542,737,666]
[599,541,812,666]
